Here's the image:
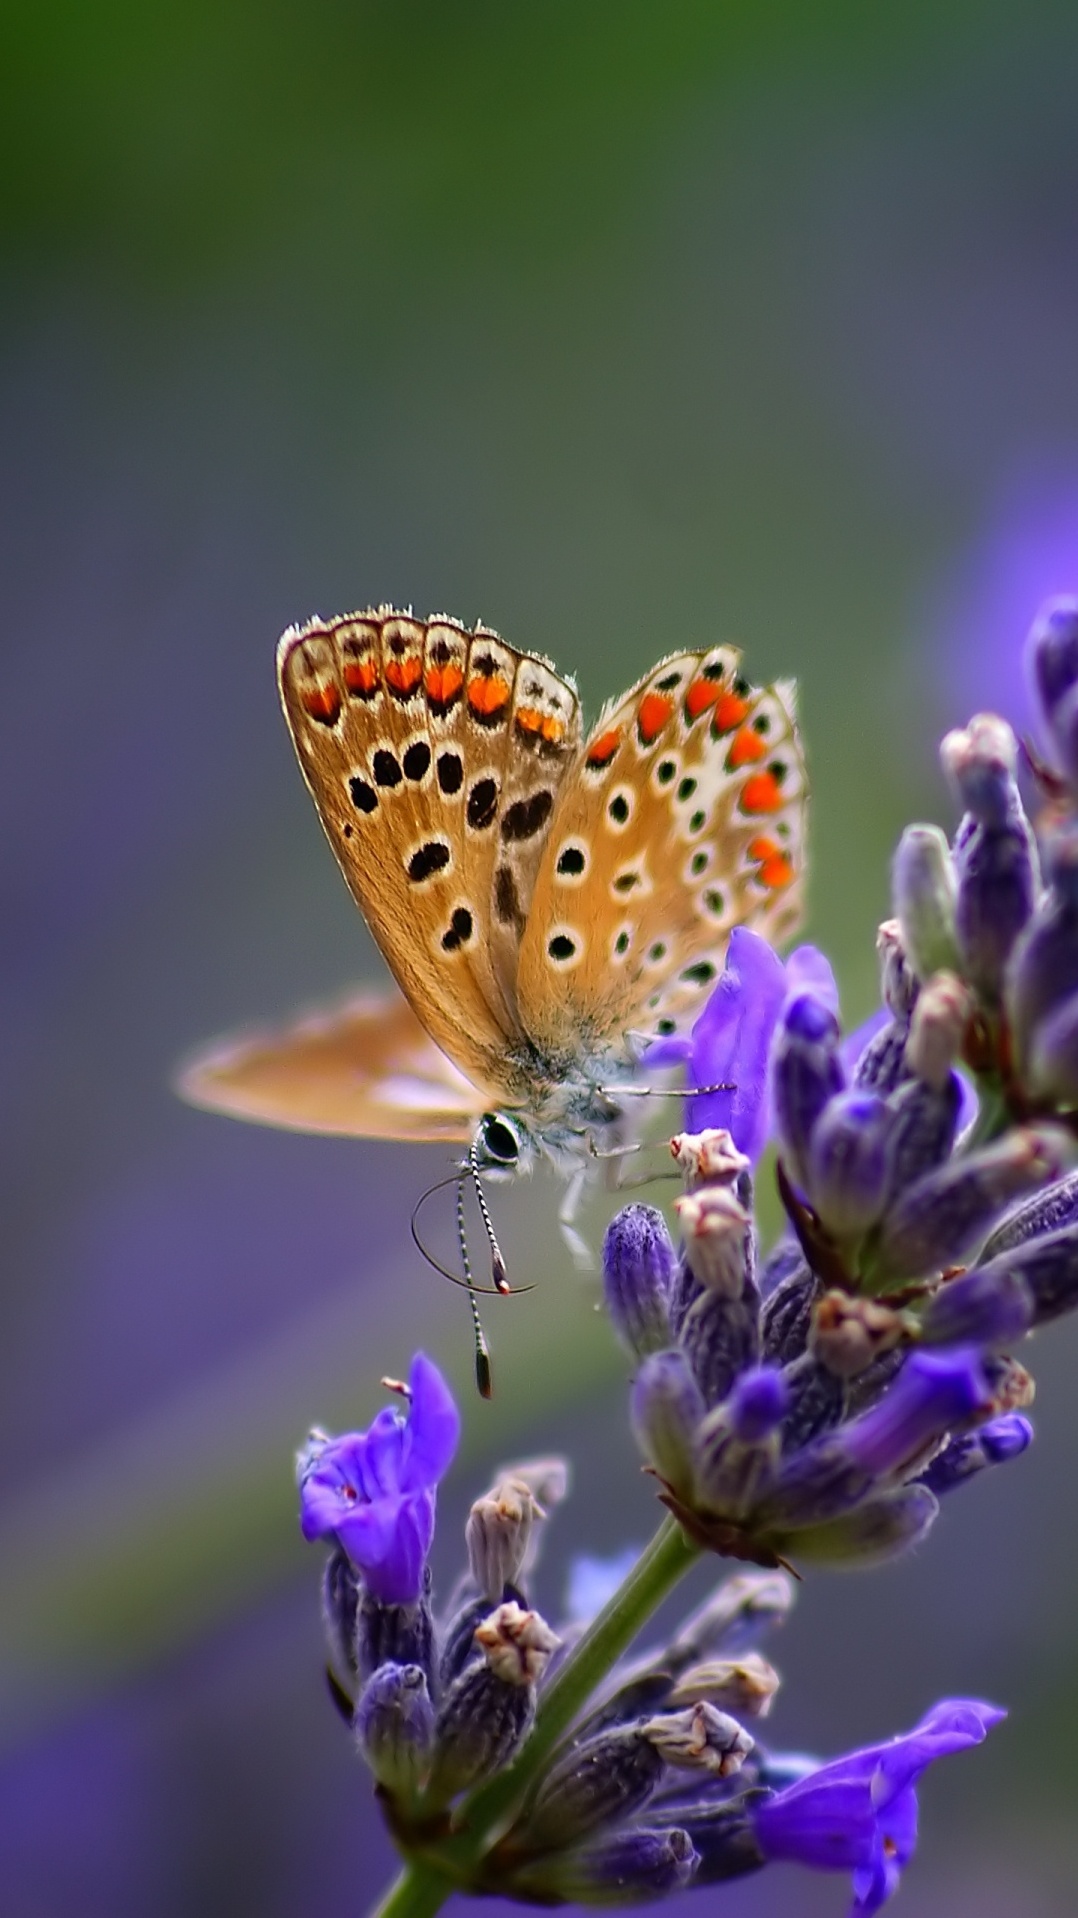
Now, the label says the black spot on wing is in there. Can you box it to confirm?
[407,841,451,883]
[348,777,378,814]
[494,865,524,930]
[373,749,402,788]
[467,777,499,830]
[501,789,554,842]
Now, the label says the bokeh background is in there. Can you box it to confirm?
[4,5,1078,1913]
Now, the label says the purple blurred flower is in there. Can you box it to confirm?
[928,465,1078,736]
[298,1353,460,1604]
[647,930,838,1160]
[753,1698,1005,1916]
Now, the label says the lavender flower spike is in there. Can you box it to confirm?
[752,1698,1005,1916]
[298,1353,461,1604]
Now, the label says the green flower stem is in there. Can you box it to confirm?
[369,1858,453,1918]
[431,1512,699,1877]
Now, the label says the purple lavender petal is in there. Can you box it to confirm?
[687,929,788,1156]
[400,1351,462,1491]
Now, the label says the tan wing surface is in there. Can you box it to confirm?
[515,646,807,1057]
[277,610,578,1097]
[177,987,485,1141]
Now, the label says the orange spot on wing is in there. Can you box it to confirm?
[516,706,566,744]
[468,674,511,717]
[586,727,621,769]
[343,658,380,697]
[726,725,768,768]
[749,836,795,889]
[300,682,342,725]
[740,771,784,815]
[637,691,674,744]
[712,691,750,734]
[758,851,796,888]
[685,677,721,721]
[385,656,423,697]
[425,662,464,708]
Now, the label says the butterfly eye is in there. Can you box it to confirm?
[478,1113,523,1167]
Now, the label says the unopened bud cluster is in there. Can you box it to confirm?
[312,1425,836,1903]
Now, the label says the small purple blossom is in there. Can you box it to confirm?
[647,930,838,1161]
[298,1353,460,1604]
[753,1698,1005,1916]
[840,1347,989,1480]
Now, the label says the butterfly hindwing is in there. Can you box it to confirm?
[515,646,807,1057]
[177,987,486,1141]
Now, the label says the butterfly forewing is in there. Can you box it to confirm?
[515,647,807,1057]
[278,611,579,1101]
[178,987,485,1141]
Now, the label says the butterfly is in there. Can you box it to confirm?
[180,608,807,1276]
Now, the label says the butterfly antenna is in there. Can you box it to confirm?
[456,1175,493,1400]
[468,1140,513,1295]
[409,1174,508,1296]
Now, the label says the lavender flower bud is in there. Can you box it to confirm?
[640,1703,754,1778]
[631,1350,706,1495]
[772,992,845,1188]
[439,1593,500,1690]
[973,1227,1078,1326]
[674,1186,753,1296]
[671,1129,752,1190]
[758,1238,805,1299]
[892,827,961,982]
[779,1352,847,1449]
[508,1826,700,1903]
[776,1482,939,1568]
[980,1169,1078,1259]
[876,919,921,1020]
[522,1727,666,1849]
[466,1477,543,1602]
[356,1583,434,1687]
[919,1264,1033,1350]
[919,1414,1033,1494]
[810,1293,908,1380]
[667,1652,780,1719]
[603,1205,676,1358]
[869,1126,1069,1287]
[942,715,1039,999]
[427,1603,553,1802]
[679,1279,761,1409]
[941,712,1021,828]
[807,1091,893,1241]
[667,1570,795,1660]
[1027,597,1078,780]
[905,972,973,1089]
[883,1072,962,1200]
[761,1259,819,1365]
[853,1019,912,1095]
[694,1367,787,1517]
[668,1800,766,1885]
[321,1545,360,1679]
[1007,827,1078,1071]
[354,1662,435,1796]
[1028,991,1078,1107]
[474,1600,560,1684]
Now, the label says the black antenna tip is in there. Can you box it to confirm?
[475,1348,494,1399]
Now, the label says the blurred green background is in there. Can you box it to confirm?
[4,4,1078,1913]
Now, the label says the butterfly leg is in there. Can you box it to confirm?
[558,1166,594,1270]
